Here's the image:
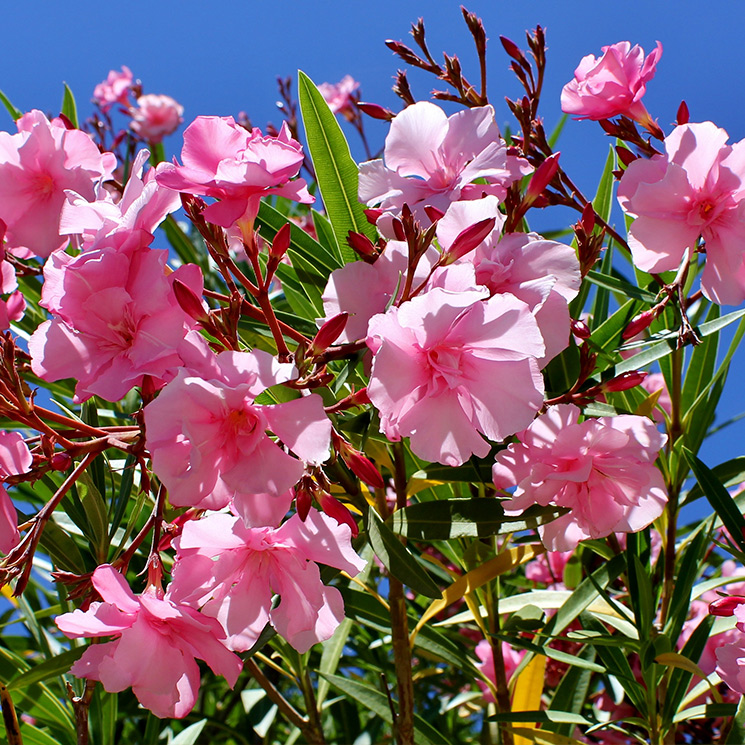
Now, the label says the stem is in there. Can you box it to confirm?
[299,667,326,745]
[389,577,415,745]
[67,679,95,745]
[244,658,308,732]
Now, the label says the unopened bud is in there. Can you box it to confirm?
[424,205,445,223]
[622,309,656,340]
[441,217,496,265]
[347,231,378,258]
[50,452,72,471]
[710,595,745,617]
[615,146,637,168]
[391,217,406,242]
[294,482,313,521]
[357,101,395,121]
[601,371,647,393]
[581,202,596,233]
[173,279,209,323]
[344,451,385,489]
[571,318,591,340]
[310,314,348,356]
[524,153,560,205]
[363,208,383,225]
[271,222,292,260]
[318,492,359,537]
[500,35,526,64]
[676,100,689,126]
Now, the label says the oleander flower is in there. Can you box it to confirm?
[130,94,184,143]
[366,285,545,466]
[561,41,662,124]
[0,110,116,257]
[618,121,745,305]
[493,404,667,551]
[0,432,32,553]
[169,509,366,653]
[358,102,531,237]
[56,565,241,719]
[318,75,359,119]
[93,66,134,111]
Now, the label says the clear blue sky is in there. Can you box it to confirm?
[2,0,744,501]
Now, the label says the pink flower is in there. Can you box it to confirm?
[437,197,581,364]
[358,102,531,237]
[143,347,331,523]
[321,240,438,342]
[169,509,366,653]
[366,286,545,466]
[60,149,180,249]
[493,404,667,551]
[561,41,662,124]
[318,75,359,119]
[93,66,134,111]
[28,230,203,402]
[55,565,241,719]
[0,111,116,258]
[156,116,312,237]
[618,122,745,305]
[474,639,524,703]
[0,432,32,553]
[524,550,573,588]
[639,372,671,423]
[130,94,184,144]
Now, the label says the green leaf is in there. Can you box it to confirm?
[586,270,657,304]
[7,646,88,691]
[298,70,376,261]
[411,460,494,484]
[365,507,441,598]
[547,114,568,149]
[17,724,65,745]
[319,673,449,745]
[681,303,719,412]
[684,448,745,553]
[546,647,597,736]
[725,694,745,744]
[626,552,654,637]
[61,84,78,128]
[490,711,591,726]
[38,518,86,574]
[590,243,614,331]
[0,90,22,121]
[312,209,343,264]
[171,719,208,745]
[76,471,110,560]
[592,145,616,224]
[388,500,567,541]
[685,456,745,504]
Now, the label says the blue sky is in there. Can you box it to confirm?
[3,0,745,500]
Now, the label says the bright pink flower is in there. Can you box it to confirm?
[493,404,667,551]
[524,550,573,588]
[0,432,32,553]
[318,75,359,119]
[93,66,134,111]
[60,149,180,249]
[156,116,312,237]
[474,639,524,704]
[0,111,116,258]
[55,565,241,719]
[321,240,438,342]
[359,102,531,237]
[170,509,366,653]
[0,292,25,330]
[130,94,184,144]
[366,286,545,466]
[561,41,662,124]
[437,197,581,364]
[618,122,745,305]
[144,347,331,523]
[28,230,202,402]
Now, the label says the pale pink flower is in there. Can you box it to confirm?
[0,111,116,258]
[493,404,667,551]
[0,432,32,553]
[524,550,573,588]
[93,66,134,111]
[144,347,331,523]
[130,94,184,144]
[56,565,241,719]
[358,102,531,237]
[156,116,312,237]
[29,230,203,402]
[318,75,359,118]
[170,509,366,653]
[561,41,662,124]
[618,122,745,305]
[60,149,180,249]
[366,286,545,466]
[437,197,581,364]
[0,292,25,330]
[321,240,438,342]
[474,639,524,704]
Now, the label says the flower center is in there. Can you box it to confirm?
[425,344,465,394]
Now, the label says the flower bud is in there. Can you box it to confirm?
[391,217,406,242]
[344,451,385,489]
[424,205,445,223]
[357,101,395,121]
[710,595,745,617]
[601,371,647,393]
[347,231,378,259]
[571,318,591,340]
[50,452,72,471]
[500,36,526,65]
[363,208,383,225]
[524,153,560,205]
[173,279,209,324]
[622,309,656,339]
[676,100,689,126]
[294,481,313,521]
[615,146,637,168]
[310,313,348,356]
[270,222,291,260]
[440,217,496,265]
[317,492,359,537]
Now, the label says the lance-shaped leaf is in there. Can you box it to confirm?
[298,71,377,262]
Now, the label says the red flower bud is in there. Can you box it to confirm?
[344,451,385,489]
[363,208,383,225]
[391,217,406,242]
[615,146,637,168]
[318,492,359,537]
[424,205,445,224]
[271,222,292,260]
[50,452,72,471]
[173,279,209,323]
[571,318,591,340]
[524,153,560,205]
[294,483,312,521]
[710,595,745,617]
[347,231,378,258]
[601,371,647,393]
[310,313,348,356]
[441,217,496,265]
[676,100,689,126]
[500,36,526,65]
[622,309,656,340]
[357,101,395,121]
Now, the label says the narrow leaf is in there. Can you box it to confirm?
[61,83,78,128]
[7,646,88,691]
[0,90,22,121]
